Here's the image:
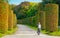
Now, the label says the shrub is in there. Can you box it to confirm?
[13,14,17,28]
[39,11,45,30]
[8,10,13,30]
[17,14,39,28]
[0,2,9,33]
[45,4,58,32]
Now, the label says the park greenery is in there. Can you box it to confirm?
[15,0,60,36]
[0,0,60,37]
[0,0,17,37]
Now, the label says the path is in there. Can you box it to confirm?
[2,24,60,38]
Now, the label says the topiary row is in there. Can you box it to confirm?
[45,4,58,32]
[39,11,45,30]
[38,3,59,32]
[17,14,39,28]
[8,10,13,30]
[0,2,9,33]
[13,14,17,28]
[0,1,17,34]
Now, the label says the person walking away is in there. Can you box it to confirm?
[37,22,41,35]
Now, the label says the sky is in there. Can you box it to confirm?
[9,0,42,5]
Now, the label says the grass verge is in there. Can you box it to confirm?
[26,25,60,36]
[41,29,60,36]
[0,26,17,37]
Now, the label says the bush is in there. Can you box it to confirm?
[0,2,9,33]
[17,14,39,27]
[39,11,45,30]
[45,4,58,32]
[8,10,13,30]
[13,14,17,28]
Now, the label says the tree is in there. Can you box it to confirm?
[13,1,30,19]
[0,0,9,3]
[9,4,16,10]
[42,0,56,4]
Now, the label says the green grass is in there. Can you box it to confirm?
[49,31,60,36]
[48,27,60,36]
[0,26,17,37]
[41,28,60,36]
[0,33,6,37]
[7,27,17,34]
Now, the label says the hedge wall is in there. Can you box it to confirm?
[45,4,58,32]
[39,11,45,30]
[17,14,39,27]
[0,1,17,34]
[8,10,13,30]
[13,14,17,28]
[0,2,9,33]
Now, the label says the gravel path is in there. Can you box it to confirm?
[2,24,60,38]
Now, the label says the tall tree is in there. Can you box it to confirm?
[0,0,10,3]
[42,0,56,4]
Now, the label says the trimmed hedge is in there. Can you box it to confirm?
[8,10,13,30]
[0,1,17,34]
[39,11,45,30]
[13,14,17,28]
[17,14,39,27]
[45,4,58,32]
[0,2,9,33]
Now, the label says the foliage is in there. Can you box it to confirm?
[0,2,9,33]
[14,1,30,19]
[0,0,10,3]
[17,14,39,27]
[8,10,13,30]
[9,4,16,10]
[0,0,17,35]
[13,2,38,19]
[39,11,45,30]
[41,27,60,36]
[45,4,58,32]
[0,27,17,37]
[13,14,17,28]
[42,0,56,4]
[26,3,38,17]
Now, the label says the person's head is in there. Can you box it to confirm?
[38,22,40,24]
